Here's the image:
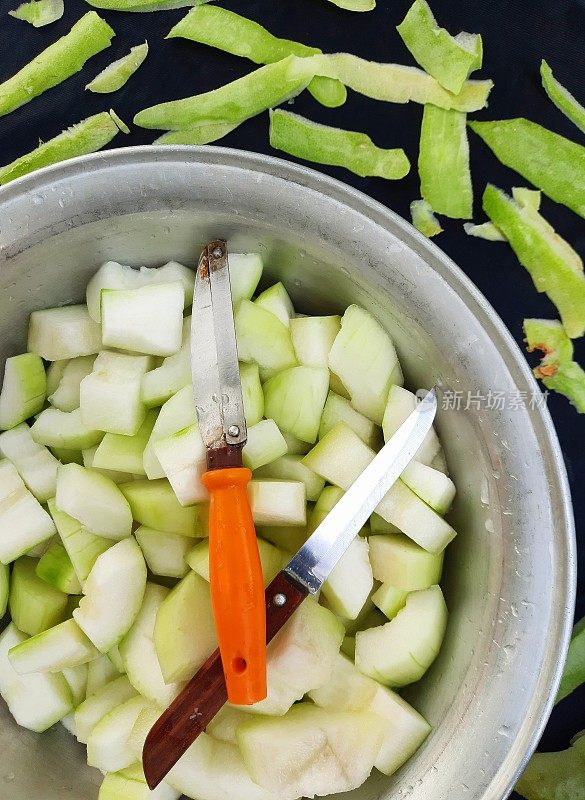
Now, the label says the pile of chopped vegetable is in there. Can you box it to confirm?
[0,1,583,791]
[0,253,457,799]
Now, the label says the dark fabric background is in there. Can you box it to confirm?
[0,0,583,789]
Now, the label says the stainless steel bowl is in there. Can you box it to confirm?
[0,147,576,800]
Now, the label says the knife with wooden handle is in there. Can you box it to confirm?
[143,385,437,789]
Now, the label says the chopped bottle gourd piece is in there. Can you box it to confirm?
[153,423,208,506]
[167,6,346,109]
[269,109,410,179]
[0,354,46,430]
[321,536,373,620]
[7,617,99,674]
[241,600,344,717]
[235,300,297,381]
[368,532,443,590]
[73,538,147,653]
[255,282,295,327]
[101,283,184,357]
[36,541,82,594]
[524,319,585,412]
[28,305,102,361]
[248,480,307,527]
[0,460,56,564]
[419,105,473,219]
[263,366,329,444]
[98,768,179,800]
[0,11,114,118]
[290,315,341,370]
[355,585,448,686]
[85,654,120,698]
[134,526,190,579]
[0,624,73,733]
[142,386,196,480]
[154,571,217,684]
[134,55,320,130]
[237,703,385,799]
[401,460,456,514]
[48,498,113,586]
[258,524,308,553]
[482,185,585,338]
[86,42,148,94]
[228,252,264,308]
[9,557,68,635]
[0,564,8,617]
[319,392,380,449]
[540,60,585,135]
[61,663,88,707]
[46,360,69,397]
[56,463,134,540]
[80,352,152,437]
[242,419,288,471]
[92,410,157,476]
[371,583,408,619]
[164,731,280,800]
[309,653,431,775]
[141,319,191,408]
[74,675,137,744]
[240,362,264,427]
[328,305,403,424]
[87,694,151,772]
[410,199,443,237]
[397,0,482,94]
[382,386,441,465]
[9,0,63,26]
[254,454,325,502]
[48,355,96,412]
[86,261,194,322]
[470,119,585,218]
[31,407,104,451]
[119,582,184,706]
[119,479,200,536]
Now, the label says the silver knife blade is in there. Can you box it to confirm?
[191,241,247,449]
[285,388,438,593]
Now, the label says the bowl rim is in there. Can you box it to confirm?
[0,144,577,797]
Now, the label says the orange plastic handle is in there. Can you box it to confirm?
[201,466,267,705]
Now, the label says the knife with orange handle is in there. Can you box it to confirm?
[142,377,438,790]
[190,239,266,706]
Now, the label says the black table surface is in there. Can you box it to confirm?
[0,0,583,787]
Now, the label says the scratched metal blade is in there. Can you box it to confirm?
[191,241,247,448]
[191,247,223,448]
[285,389,437,593]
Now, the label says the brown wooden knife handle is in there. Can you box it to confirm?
[143,570,309,789]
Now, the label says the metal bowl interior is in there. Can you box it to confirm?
[0,147,575,800]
